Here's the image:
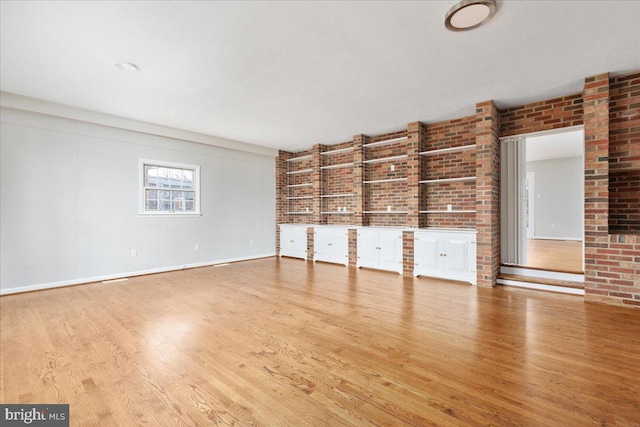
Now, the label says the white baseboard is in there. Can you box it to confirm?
[0,253,276,296]
[531,236,583,241]
[497,279,585,296]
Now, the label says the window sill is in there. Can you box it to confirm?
[138,212,202,218]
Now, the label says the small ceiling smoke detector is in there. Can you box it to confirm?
[445,0,497,32]
[115,62,138,71]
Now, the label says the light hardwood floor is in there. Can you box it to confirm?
[1,258,639,426]
[526,239,583,273]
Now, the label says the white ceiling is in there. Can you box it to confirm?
[526,129,584,162]
[1,1,639,152]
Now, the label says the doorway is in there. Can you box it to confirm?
[501,127,584,275]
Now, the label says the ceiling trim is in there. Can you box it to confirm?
[0,91,278,157]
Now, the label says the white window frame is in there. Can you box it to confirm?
[139,159,201,217]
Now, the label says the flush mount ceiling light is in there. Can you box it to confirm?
[115,62,138,71]
[445,0,497,32]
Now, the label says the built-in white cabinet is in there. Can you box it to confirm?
[414,229,477,285]
[279,224,308,260]
[313,226,349,266]
[357,228,403,274]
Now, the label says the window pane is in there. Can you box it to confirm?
[160,200,171,211]
[182,170,194,189]
[169,168,183,188]
[146,189,157,199]
[146,200,158,210]
[145,166,158,187]
[184,191,194,201]
[157,168,169,187]
[159,190,171,201]
[185,201,194,211]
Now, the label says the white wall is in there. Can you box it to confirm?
[526,156,583,240]
[1,107,276,293]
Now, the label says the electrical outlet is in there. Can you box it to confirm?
[390,164,395,171]
[194,244,199,251]
[131,250,137,258]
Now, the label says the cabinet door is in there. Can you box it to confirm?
[330,228,349,266]
[414,232,442,277]
[378,230,403,274]
[442,235,469,274]
[357,230,378,269]
[279,226,293,257]
[313,229,331,262]
[292,227,308,260]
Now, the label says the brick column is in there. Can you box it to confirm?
[312,144,323,225]
[275,150,292,255]
[475,101,500,287]
[583,73,611,302]
[353,134,368,226]
[402,230,414,276]
[307,226,315,261]
[348,228,358,267]
[406,122,425,228]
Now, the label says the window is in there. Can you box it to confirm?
[139,159,201,216]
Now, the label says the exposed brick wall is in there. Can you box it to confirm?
[499,93,583,137]
[608,72,640,233]
[583,73,639,308]
[364,130,409,227]
[421,115,477,229]
[275,151,288,255]
[278,148,314,225]
[321,141,354,225]
[475,101,500,288]
[609,170,640,232]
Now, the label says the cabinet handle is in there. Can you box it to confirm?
[328,243,333,246]
[470,241,476,245]
[290,240,294,243]
[443,253,447,257]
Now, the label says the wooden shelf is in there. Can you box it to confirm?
[320,211,354,215]
[287,182,313,188]
[321,193,354,198]
[420,145,475,156]
[286,211,314,215]
[286,154,312,162]
[286,196,313,200]
[321,147,354,155]
[420,176,475,184]
[364,178,408,184]
[320,162,354,170]
[420,210,476,214]
[364,211,408,214]
[286,168,313,175]
[363,136,407,148]
[363,155,408,164]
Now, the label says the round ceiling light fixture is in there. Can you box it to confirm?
[115,62,138,71]
[445,0,497,32]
